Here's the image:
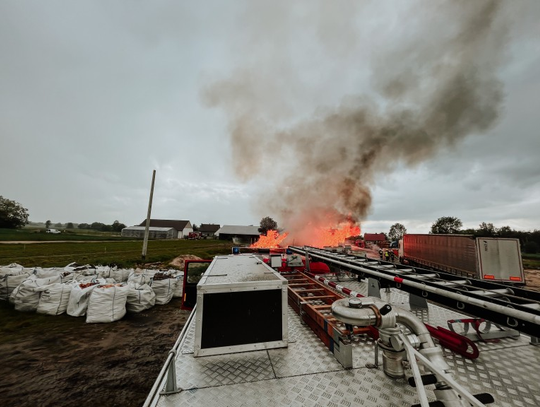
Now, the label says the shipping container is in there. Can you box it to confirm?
[399,234,525,284]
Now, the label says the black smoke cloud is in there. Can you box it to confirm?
[203,0,512,238]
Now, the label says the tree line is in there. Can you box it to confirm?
[76,220,126,232]
[1,195,126,233]
[386,217,540,254]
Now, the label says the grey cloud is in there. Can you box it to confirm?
[1,0,539,234]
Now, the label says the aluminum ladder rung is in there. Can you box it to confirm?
[433,280,468,287]
[468,288,513,298]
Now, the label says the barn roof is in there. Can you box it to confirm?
[123,226,175,232]
[138,219,191,231]
[199,224,221,233]
[215,225,260,236]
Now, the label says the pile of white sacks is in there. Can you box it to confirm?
[0,262,183,323]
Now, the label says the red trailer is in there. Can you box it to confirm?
[399,234,525,284]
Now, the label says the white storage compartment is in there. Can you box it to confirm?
[194,254,288,357]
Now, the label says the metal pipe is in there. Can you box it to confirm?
[394,309,435,349]
[332,297,436,349]
[331,298,378,326]
[293,247,540,327]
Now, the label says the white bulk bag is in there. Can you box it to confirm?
[36,283,72,315]
[72,273,99,283]
[0,263,26,276]
[172,274,184,298]
[128,271,152,285]
[96,265,112,279]
[9,275,61,312]
[126,283,156,313]
[86,284,129,323]
[64,263,96,275]
[109,268,132,283]
[60,271,75,283]
[0,273,30,301]
[67,283,98,317]
[34,267,62,279]
[151,276,177,305]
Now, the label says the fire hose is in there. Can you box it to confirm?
[304,271,480,359]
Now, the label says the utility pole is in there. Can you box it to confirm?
[142,170,156,261]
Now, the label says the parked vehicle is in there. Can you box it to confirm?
[45,229,61,234]
[398,234,525,284]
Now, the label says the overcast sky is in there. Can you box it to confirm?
[1,1,539,235]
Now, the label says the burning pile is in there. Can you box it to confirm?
[251,221,360,249]
[205,1,511,241]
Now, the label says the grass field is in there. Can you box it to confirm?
[0,237,234,268]
[523,253,540,269]
[0,227,127,241]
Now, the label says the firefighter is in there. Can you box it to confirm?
[384,250,389,261]
[390,251,395,262]
[379,249,383,260]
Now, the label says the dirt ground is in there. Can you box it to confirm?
[0,298,188,407]
[524,269,540,292]
[0,261,537,407]
[0,254,200,407]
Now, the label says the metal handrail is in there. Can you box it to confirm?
[143,305,197,407]
[290,246,540,336]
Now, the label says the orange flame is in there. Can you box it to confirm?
[251,230,289,248]
[250,223,360,248]
[312,223,361,247]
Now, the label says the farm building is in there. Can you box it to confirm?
[215,225,260,244]
[121,226,176,239]
[364,233,388,248]
[198,224,220,238]
[137,219,193,239]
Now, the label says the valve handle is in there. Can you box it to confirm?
[380,304,392,316]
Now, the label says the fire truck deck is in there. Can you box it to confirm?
[145,261,540,407]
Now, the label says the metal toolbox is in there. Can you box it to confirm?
[194,254,288,357]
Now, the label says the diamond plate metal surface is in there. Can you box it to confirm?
[181,322,196,354]
[158,367,425,407]
[152,279,540,407]
[175,350,275,390]
[441,345,540,407]
[286,305,302,343]
[269,340,343,378]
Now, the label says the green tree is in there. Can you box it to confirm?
[388,223,407,241]
[111,220,126,232]
[91,222,105,231]
[66,222,74,229]
[45,220,51,229]
[477,222,497,237]
[0,196,29,229]
[497,226,514,237]
[258,216,278,235]
[430,216,462,234]
[524,241,538,254]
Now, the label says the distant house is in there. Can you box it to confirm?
[121,226,176,240]
[137,219,193,239]
[364,233,388,248]
[215,225,260,244]
[199,224,220,239]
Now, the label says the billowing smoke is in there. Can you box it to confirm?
[203,0,513,241]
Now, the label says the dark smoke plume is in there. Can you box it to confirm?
[203,0,512,240]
